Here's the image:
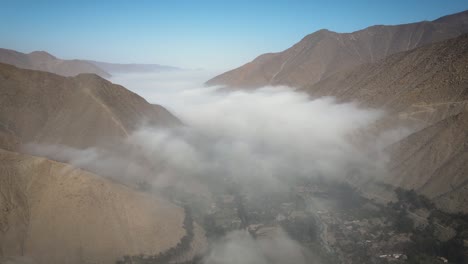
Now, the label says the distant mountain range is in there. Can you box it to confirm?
[86,60,180,73]
[0,48,110,77]
[207,10,468,88]
[0,48,180,78]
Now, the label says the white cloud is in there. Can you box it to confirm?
[23,71,409,264]
[26,71,392,191]
[203,229,309,264]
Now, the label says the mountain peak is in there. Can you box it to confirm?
[0,49,110,77]
[28,50,56,60]
[207,10,468,88]
[433,9,468,24]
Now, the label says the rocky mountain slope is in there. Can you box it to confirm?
[0,49,110,78]
[303,34,468,114]
[303,34,468,212]
[0,63,180,150]
[0,149,207,264]
[0,64,205,263]
[206,10,468,88]
[386,111,468,213]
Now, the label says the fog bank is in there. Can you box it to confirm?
[24,70,406,264]
[203,230,309,264]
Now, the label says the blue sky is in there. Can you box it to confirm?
[0,0,467,70]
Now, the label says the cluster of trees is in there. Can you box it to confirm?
[393,188,434,210]
[281,214,318,243]
[173,256,203,264]
[406,230,466,264]
[202,214,226,238]
[116,206,195,264]
[329,182,365,209]
[386,188,467,263]
[234,192,248,228]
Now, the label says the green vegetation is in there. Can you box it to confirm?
[393,211,414,233]
[202,214,226,238]
[329,182,365,209]
[281,214,318,243]
[388,188,468,263]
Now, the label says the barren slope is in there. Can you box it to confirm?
[386,111,468,213]
[207,10,468,88]
[0,49,110,78]
[301,34,468,212]
[0,149,190,264]
[0,63,180,150]
[304,34,468,114]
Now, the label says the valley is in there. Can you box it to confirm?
[1,3,468,264]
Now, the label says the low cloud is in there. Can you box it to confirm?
[127,86,387,191]
[203,229,309,264]
[25,78,390,191]
[22,71,409,264]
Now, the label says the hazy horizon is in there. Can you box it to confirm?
[1,0,467,70]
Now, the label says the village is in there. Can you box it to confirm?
[198,179,468,264]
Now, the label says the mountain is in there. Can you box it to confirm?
[0,64,206,263]
[303,34,468,212]
[0,149,206,264]
[386,111,468,213]
[0,49,110,78]
[0,48,182,78]
[303,34,468,114]
[206,10,468,88]
[0,63,180,150]
[87,60,180,74]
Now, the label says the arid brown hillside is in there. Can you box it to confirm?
[303,34,468,114]
[206,10,468,88]
[386,111,468,213]
[0,149,208,264]
[0,48,110,78]
[302,34,468,212]
[0,63,180,150]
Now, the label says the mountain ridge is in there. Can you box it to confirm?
[0,48,182,78]
[206,10,468,88]
[300,33,468,212]
[0,62,180,150]
[302,34,468,113]
[0,63,205,264]
[86,60,181,74]
[0,48,111,78]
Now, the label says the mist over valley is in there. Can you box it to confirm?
[1,3,468,264]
